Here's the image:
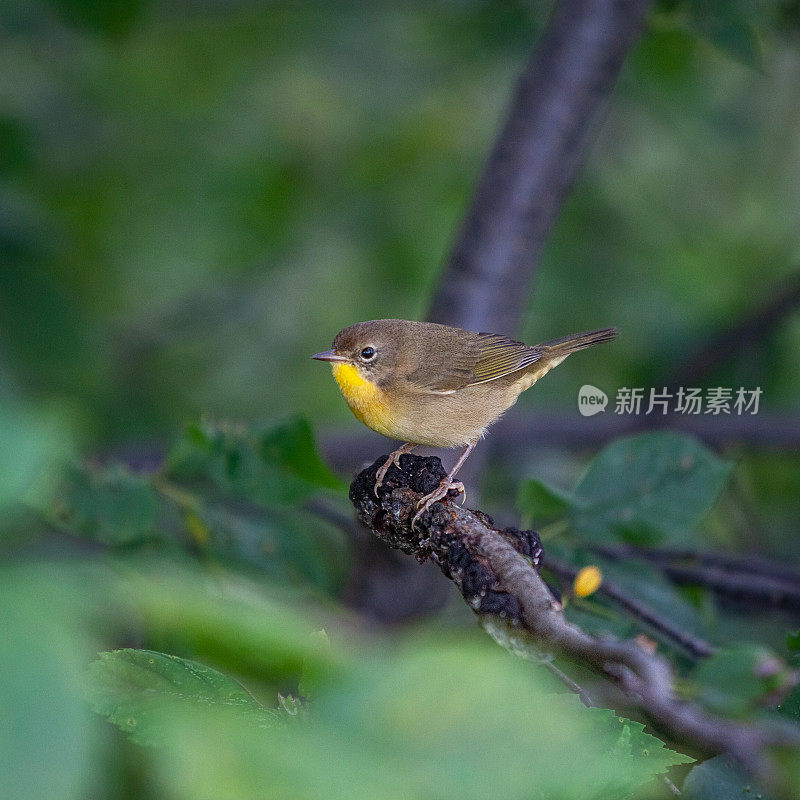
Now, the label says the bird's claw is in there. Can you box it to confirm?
[411,480,466,528]
[373,452,405,497]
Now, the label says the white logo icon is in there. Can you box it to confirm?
[578,385,608,416]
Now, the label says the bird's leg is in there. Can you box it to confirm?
[374,442,417,496]
[412,438,478,528]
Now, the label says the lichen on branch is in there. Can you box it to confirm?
[350,453,543,622]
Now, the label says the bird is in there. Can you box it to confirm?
[313,319,616,526]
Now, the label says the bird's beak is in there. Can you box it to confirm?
[311,349,348,363]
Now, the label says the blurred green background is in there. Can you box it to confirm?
[5,0,800,445]
[3,1,800,798]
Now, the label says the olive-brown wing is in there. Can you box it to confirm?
[470,334,543,385]
[406,332,543,393]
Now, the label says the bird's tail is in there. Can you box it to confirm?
[539,327,617,359]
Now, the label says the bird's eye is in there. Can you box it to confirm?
[360,346,376,360]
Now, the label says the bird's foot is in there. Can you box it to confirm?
[374,445,415,496]
[374,453,403,497]
[411,479,466,528]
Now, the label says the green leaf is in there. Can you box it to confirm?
[87,649,276,745]
[682,754,774,799]
[190,503,349,594]
[690,644,796,717]
[325,644,693,800]
[258,417,343,491]
[107,638,692,800]
[569,432,733,545]
[55,453,349,592]
[167,417,344,508]
[517,478,571,523]
[787,630,800,652]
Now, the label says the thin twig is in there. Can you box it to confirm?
[541,659,596,707]
[350,453,800,789]
[544,556,717,659]
[596,544,800,583]
[592,543,800,612]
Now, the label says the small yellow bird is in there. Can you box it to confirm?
[313,319,616,524]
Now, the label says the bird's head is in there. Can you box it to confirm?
[312,319,408,387]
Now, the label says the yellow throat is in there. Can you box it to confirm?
[331,362,393,437]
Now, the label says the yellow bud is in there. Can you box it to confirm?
[573,565,602,598]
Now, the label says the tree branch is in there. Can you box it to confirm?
[428,0,653,334]
[350,453,799,786]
